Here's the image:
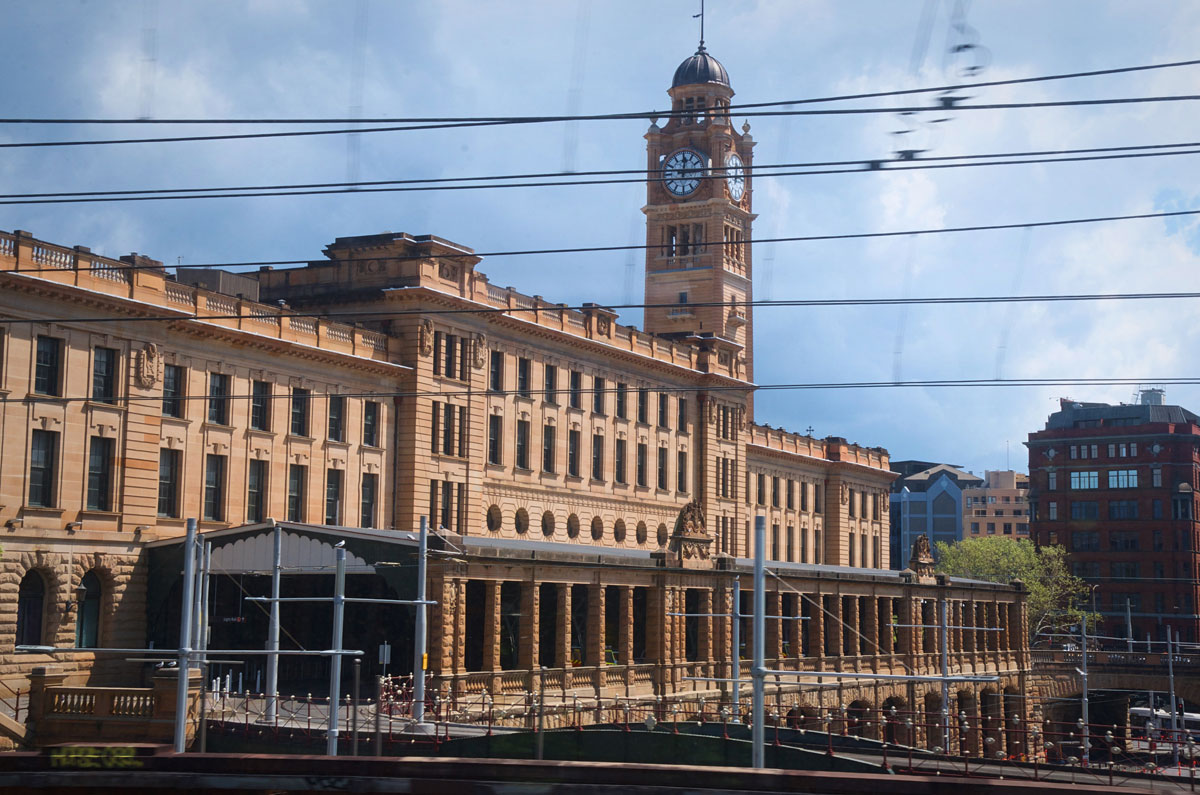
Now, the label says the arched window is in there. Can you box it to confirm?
[16,571,46,648]
[76,571,102,649]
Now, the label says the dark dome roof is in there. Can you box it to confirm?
[671,46,730,89]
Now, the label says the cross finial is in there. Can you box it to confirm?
[693,0,705,51]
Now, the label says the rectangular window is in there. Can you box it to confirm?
[542,425,556,472]
[362,401,380,447]
[517,357,531,397]
[677,397,687,430]
[29,430,58,508]
[207,373,230,425]
[1108,500,1139,520]
[1048,471,1057,490]
[1090,444,1098,458]
[204,454,226,521]
[1070,500,1099,520]
[771,477,780,508]
[567,429,580,477]
[327,395,345,441]
[615,439,627,484]
[92,347,118,404]
[637,388,648,424]
[86,436,113,511]
[250,380,271,431]
[1109,531,1139,551]
[290,388,310,436]
[325,469,343,525]
[636,442,647,487]
[246,459,267,523]
[1003,523,1013,535]
[287,464,306,522]
[162,364,185,418]
[568,370,582,408]
[440,403,455,456]
[677,450,688,492]
[800,482,808,512]
[1152,468,1162,487]
[1069,470,1099,490]
[1048,501,1058,520]
[1111,561,1139,579]
[657,446,668,490]
[35,336,63,396]
[971,522,980,533]
[1153,499,1164,519]
[1107,468,1138,489]
[1069,445,1078,460]
[593,377,606,414]
[488,414,503,465]
[1108,443,1116,458]
[360,473,378,528]
[657,392,669,428]
[786,480,795,510]
[616,382,627,419]
[544,364,557,403]
[592,433,604,481]
[158,449,181,518]
[489,351,504,392]
[756,474,765,506]
[516,420,531,470]
[1130,442,1137,456]
[1071,561,1100,579]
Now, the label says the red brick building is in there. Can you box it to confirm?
[1027,391,1200,644]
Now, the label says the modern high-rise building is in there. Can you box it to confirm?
[888,461,983,569]
[1027,391,1200,643]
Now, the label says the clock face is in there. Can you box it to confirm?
[725,153,745,201]
[663,149,705,197]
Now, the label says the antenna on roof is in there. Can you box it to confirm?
[693,0,705,50]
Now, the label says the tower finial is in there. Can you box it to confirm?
[693,0,705,51]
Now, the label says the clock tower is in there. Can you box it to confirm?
[643,44,756,381]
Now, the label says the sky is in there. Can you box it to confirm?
[3,0,1199,476]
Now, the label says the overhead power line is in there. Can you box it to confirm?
[4,290,1200,326]
[4,377,1200,405]
[4,56,1200,125]
[9,206,1200,275]
[4,95,1200,150]
[4,140,1200,206]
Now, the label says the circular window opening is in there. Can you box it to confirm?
[515,508,529,535]
[486,505,502,532]
[636,521,648,545]
[567,514,580,539]
[590,516,603,541]
[541,510,556,537]
[614,519,627,543]
[656,523,669,547]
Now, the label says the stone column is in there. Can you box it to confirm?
[700,588,714,662]
[766,591,782,660]
[618,586,634,666]
[827,595,843,661]
[519,580,539,671]
[556,583,572,670]
[586,583,605,667]
[483,580,502,672]
[845,596,860,657]
[805,592,823,661]
[865,596,880,669]
[451,579,467,675]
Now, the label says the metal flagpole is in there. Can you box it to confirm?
[174,518,198,753]
[731,577,741,722]
[265,520,282,723]
[411,516,433,734]
[751,515,766,769]
[326,546,347,756]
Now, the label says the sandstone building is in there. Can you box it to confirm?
[0,44,1029,751]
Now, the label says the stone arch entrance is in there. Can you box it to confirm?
[846,700,872,738]
[881,696,911,746]
[923,691,945,751]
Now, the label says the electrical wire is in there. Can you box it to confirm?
[4,96,1200,150]
[9,206,1200,274]
[4,140,1200,205]
[4,290,1200,326]
[5,377,1200,406]
[5,55,1200,125]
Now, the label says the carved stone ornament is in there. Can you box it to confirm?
[908,534,936,581]
[705,397,717,425]
[135,342,161,389]
[596,315,611,335]
[660,500,714,569]
[438,262,459,281]
[736,405,748,431]
[418,319,434,357]
[471,333,488,369]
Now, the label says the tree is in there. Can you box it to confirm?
[934,536,1094,643]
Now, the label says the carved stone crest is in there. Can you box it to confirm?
[907,534,936,582]
[418,319,434,357]
[654,500,714,570]
[471,333,488,369]
[135,342,161,389]
[596,315,611,336]
[438,262,459,281]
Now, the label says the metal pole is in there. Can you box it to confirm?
[173,518,198,753]
[939,598,950,753]
[374,675,384,756]
[352,658,361,756]
[265,520,281,723]
[1080,618,1089,766]
[536,666,546,760]
[731,577,740,722]
[1169,626,1179,769]
[326,545,347,756]
[751,515,766,769]
[1126,600,1133,653]
[412,516,432,733]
